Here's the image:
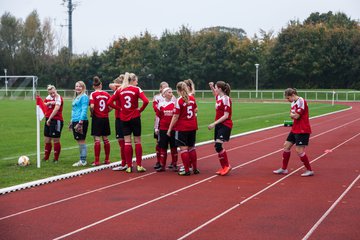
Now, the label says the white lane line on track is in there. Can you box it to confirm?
[177,132,360,240]
[302,174,360,240]
[1,117,359,222]
[52,131,360,240]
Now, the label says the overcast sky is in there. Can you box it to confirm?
[1,0,359,54]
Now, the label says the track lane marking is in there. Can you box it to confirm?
[302,174,360,240]
[177,132,360,240]
[1,118,359,222]
[52,131,360,240]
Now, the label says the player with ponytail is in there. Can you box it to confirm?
[208,81,233,176]
[167,81,199,176]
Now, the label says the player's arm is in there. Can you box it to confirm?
[139,92,149,113]
[167,113,179,136]
[208,112,229,130]
[107,93,121,110]
[209,82,216,96]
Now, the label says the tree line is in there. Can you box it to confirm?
[1,10,359,90]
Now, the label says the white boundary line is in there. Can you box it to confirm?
[178,132,360,240]
[302,174,360,240]
[0,106,354,195]
[52,132,360,240]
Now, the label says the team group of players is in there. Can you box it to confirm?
[41,74,314,177]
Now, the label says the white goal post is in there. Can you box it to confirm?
[0,75,38,100]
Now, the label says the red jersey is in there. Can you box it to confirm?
[215,95,233,129]
[173,95,198,131]
[290,97,312,134]
[107,85,149,121]
[44,94,63,121]
[157,100,176,130]
[90,90,111,118]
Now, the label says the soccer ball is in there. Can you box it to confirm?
[18,156,30,166]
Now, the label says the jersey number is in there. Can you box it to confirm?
[99,99,106,111]
[187,106,194,119]
[124,96,132,109]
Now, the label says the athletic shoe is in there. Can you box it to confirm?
[137,166,147,172]
[154,162,161,169]
[112,164,128,171]
[72,160,87,167]
[193,169,200,175]
[125,167,133,173]
[156,167,165,172]
[301,170,314,177]
[53,159,58,164]
[104,160,111,165]
[216,168,223,175]
[178,171,191,176]
[91,162,100,166]
[168,163,175,169]
[273,168,288,175]
[220,166,232,176]
[179,166,193,172]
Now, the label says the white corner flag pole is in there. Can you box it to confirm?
[36,105,41,168]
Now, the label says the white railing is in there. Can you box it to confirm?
[0,89,359,101]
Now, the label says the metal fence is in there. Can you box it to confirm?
[0,89,359,101]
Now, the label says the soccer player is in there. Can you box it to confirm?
[43,85,64,163]
[89,76,111,166]
[208,81,233,176]
[167,81,199,176]
[153,81,170,170]
[71,81,89,167]
[109,75,128,171]
[273,88,314,177]
[107,72,149,173]
[154,87,178,172]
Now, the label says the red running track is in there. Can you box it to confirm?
[1,103,359,240]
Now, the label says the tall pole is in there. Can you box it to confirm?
[67,0,73,56]
[4,69,7,96]
[255,64,259,98]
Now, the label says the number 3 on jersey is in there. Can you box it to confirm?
[187,105,193,119]
[124,95,132,109]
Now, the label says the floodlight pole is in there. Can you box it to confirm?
[4,69,8,96]
[255,64,259,98]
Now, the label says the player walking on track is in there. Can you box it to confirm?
[89,76,111,166]
[154,87,178,172]
[167,81,199,176]
[43,85,64,163]
[71,81,89,167]
[107,72,149,173]
[273,88,314,177]
[208,81,233,176]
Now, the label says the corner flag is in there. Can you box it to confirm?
[36,95,46,121]
[36,95,46,168]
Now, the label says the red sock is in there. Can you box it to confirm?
[160,148,167,169]
[218,149,229,167]
[180,150,190,172]
[189,147,197,170]
[103,139,110,162]
[156,144,161,164]
[94,140,101,163]
[170,147,178,165]
[53,142,61,161]
[44,143,52,160]
[118,139,126,166]
[299,152,312,171]
[135,143,143,166]
[124,143,133,167]
[282,150,291,169]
